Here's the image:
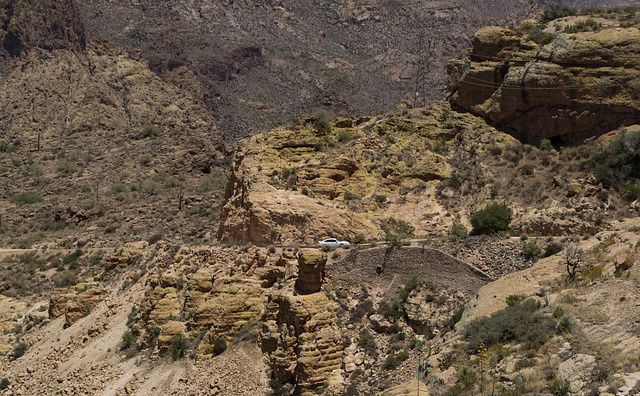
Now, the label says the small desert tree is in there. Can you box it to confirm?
[564,243,583,280]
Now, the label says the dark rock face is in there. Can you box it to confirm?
[0,0,86,61]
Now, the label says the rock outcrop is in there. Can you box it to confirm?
[448,19,640,144]
[295,250,327,293]
[0,0,85,62]
[49,283,107,327]
[217,113,456,244]
[259,291,342,396]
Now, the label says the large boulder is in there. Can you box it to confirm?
[295,250,327,293]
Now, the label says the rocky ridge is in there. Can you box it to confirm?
[448,14,640,144]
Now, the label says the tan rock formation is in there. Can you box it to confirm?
[260,291,342,395]
[104,242,147,270]
[448,19,640,143]
[295,250,328,293]
[49,283,107,327]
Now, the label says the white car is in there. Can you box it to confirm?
[318,238,350,247]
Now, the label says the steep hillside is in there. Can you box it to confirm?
[0,0,228,250]
[75,0,551,141]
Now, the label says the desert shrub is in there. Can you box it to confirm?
[586,128,640,187]
[552,305,565,319]
[441,306,465,335]
[375,194,387,205]
[556,316,574,333]
[540,5,577,22]
[469,202,512,235]
[52,270,78,287]
[57,158,78,174]
[20,251,45,273]
[11,343,28,360]
[213,337,227,355]
[269,378,287,396]
[110,182,128,194]
[522,241,542,259]
[506,294,524,306]
[139,123,159,138]
[352,234,366,244]
[357,330,376,355]
[464,299,554,351]
[63,249,83,264]
[457,366,477,389]
[147,233,163,244]
[382,355,400,370]
[550,378,570,396]
[141,180,161,195]
[622,184,640,201]
[170,334,186,360]
[564,18,600,33]
[350,299,373,322]
[10,192,43,205]
[0,378,9,390]
[539,138,553,151]
[337,129,354,142]
[343,190,355,200]
[449,223,467,238]
[138,153,153,166]
[544,242,563,257]
[311,109,334,134]
[200,173,227,192]
[380,217,415,240]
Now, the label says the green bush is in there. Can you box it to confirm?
[213,338,227,355]
[148,233,163,244]
[586,128,640,187]
[505,294,524,306]
[622,184,640,201]
[138,153,153,166]
[457,365,477,388]
[469,203,512,235]
[522,240,542,259]
[11,342,28,360]
[382,355,400,370]
[449,223,467,238]
[10,192,43,205]
[200,173,227,192]
[52,271,78,287]
[540,5,577,22]
[539,138,553,151]
[556,316,574,333]
[170,334,186,360]
[57,158,79,174]
[139,123,159,138]
[550,379,570,396]
[311,109,334,134]
[141,180,161,195]
[463,299,554,352]
[0,378,9,390]
[337,130,354,142]
[544,242,563,257]
[111,182,128,194]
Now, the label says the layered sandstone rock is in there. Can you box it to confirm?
[260,291,343,395]
[48,283,107,327]
[448,20,640,143]
[295,250,328,293]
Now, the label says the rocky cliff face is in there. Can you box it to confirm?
[448,15,640,144]
[0,0,85,62]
